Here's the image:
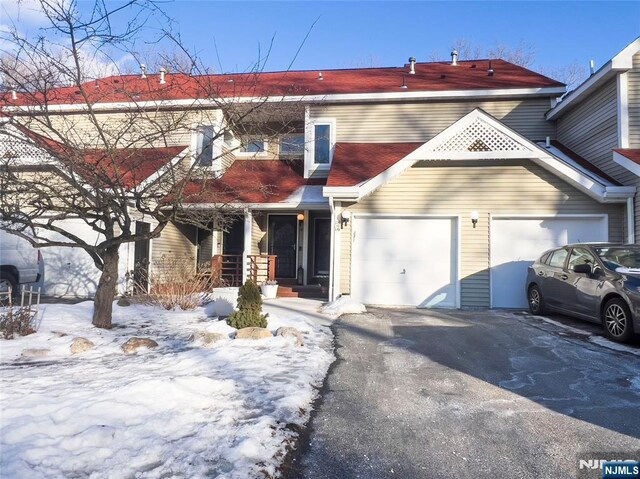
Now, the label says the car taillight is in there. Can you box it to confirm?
[37,250,43,264]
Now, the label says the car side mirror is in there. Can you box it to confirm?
[573,264,592,275]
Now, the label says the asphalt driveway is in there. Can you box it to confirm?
[288,308,640,479]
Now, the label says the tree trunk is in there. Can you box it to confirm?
[92,246,119,329]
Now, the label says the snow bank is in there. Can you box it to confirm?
[320,295,366,319]
[0,301,334,478]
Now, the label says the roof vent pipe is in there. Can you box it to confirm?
[159,67,166,84]
[140,64,147,79]
[318,71,323,80]
[408,57,416,74]
[589,60,595,76]
[488,61,494,77]
[545,136,551,148]
[451,50,458,66]
[10,89,17,100]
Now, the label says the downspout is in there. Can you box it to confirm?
[328,198,335,301]
[627,197,635,244]
[242,209,252,283]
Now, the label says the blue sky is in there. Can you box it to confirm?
[3,1,639,81]
[148,1,639,75]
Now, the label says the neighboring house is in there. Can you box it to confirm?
[547,37,640,242]
[2,48,637,308]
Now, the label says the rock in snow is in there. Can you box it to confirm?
[276,326,304,347]
[20,348,50,358]
[70,337,95,354]
[121,337,158,354]
[235,327,273,340]
[189,331,226,347]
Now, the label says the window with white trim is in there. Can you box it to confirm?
[195,126,215,167]
[239,136,267,154]
[314,124,331,164]
[280,133,305,155]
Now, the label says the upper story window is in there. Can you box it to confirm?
[303,117,335,178]
[238,136,267,155]
[314,125,331,164]
[195,126,214,167]
[280,133,305,155]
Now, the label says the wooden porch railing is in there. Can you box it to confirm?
[211,254,277,287]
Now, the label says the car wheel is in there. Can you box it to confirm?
[602,298,634,343]
[528,285,545,315]
[0,272,18,300]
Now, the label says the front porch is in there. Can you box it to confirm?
[198,209,331,299]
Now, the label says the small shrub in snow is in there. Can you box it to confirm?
[0,307,38,339]
[131,255,213,310]
[227,280,268,329]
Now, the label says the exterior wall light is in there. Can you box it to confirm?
[470,211,479,228]
[341,210,351,228]
[297,213,305,221]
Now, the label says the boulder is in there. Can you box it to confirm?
[51,331,68,338]
[235,327,273,340]
[70,337,95,354]
[121,337,158,354]
[117,297,131,307]
[21,348,50,358]
[190,331,226,347]
[276,327,304,347]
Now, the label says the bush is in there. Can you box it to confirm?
[227,280,268,329]
[0,307,38,339]
[130,255,214,310]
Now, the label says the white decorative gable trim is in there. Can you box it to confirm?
[325,108,634,204]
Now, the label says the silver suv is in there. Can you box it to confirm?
[0,230,42,296]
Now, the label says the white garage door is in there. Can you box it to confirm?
[491,216,608,308]
[36,219,104,297]
[352,217,457,308]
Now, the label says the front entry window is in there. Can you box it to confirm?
[314,218,330,275]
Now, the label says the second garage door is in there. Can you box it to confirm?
[491,215,608,308]
[351,216,458,308]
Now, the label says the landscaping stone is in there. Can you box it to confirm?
[235,327,273,340]
[190,331,226,347]
[70,337,95,354]
[117,297,131,307]
[21,348,50,358]
[51,331,68,337]
[276,326,304,347]
[121,337,158,354]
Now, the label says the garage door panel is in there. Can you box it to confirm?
[352,217,457,308]
[491,217,607,308]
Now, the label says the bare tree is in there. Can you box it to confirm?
[0,0,303,328]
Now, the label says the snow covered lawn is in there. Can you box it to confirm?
[0,300,334,478]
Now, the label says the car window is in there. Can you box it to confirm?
[595,247,640,271]
[567,247,597,271]
[540,252,552,264]
[548,249,568,268]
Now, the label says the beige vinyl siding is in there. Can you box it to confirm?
[251,214,267,255]
[151,221,197,269]
[26,110,218,149]
[629,52,640,148]
[339,217,352,294]
[556,78,626,182]
[310,97,555,143]
[339,160,625,307]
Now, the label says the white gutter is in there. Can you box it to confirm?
[5,86,567,114]
[614,150,640,177]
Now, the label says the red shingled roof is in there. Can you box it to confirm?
[614,148,640,166]
[327,142,422,187]
[184,160,325,204]
[81,146,186,189]
[552,141,621,185]
[4,60,563,106]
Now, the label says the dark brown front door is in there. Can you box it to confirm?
[133,221,150,292]
[268,215,297,278]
